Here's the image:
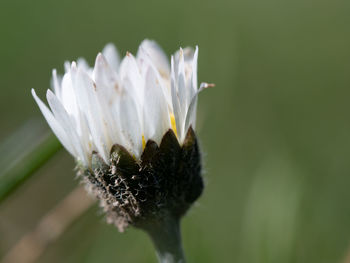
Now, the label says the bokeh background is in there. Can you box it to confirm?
[1,0,350,262]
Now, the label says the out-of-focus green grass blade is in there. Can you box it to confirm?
[0,119,62,203]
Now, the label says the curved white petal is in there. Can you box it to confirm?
[119,53,144,108]
[77,58,90,71]
[184,82,214,133]
[174,47,195,64]
[118,78,143,158]
[71,65,110,163]
[182,47,199,135]
[60,71,80,119]
[143,67,171,144]
[92,53,123,144]
[102,43,120,72]
[170,55,184,141]
[31,89,76,160]
[64,61,70,73]
[93,53,119,89]
[176,49,189,140]
[46,90,88,165]
[51,69,61,99]
[137,39,170,78]
[137,46,173,112]
[191,46,199,95]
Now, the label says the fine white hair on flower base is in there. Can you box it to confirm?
[32,39,212,167]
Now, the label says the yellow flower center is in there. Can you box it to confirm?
[170,113,178,137]
[142,135,146,150]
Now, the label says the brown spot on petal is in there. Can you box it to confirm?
[114,83,119,91]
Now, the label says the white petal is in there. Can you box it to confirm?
[51,69,61,99]
[182,47,199,134]
[71,66,110,163]
[64,61,70,73]
[118,78,143,158]
[174,47,195,64]
[137,49,173,111]
[60,71,79,118]
[177,48,189,139]
[119,53,143,90]
[170,56,184,140]
[93,53,119,93]
[119,53,144,113]
[102,43,120,72]
[137,39,170,78]
[173,47,195,77]
[184,94,198,134]
[184,82,214,135]
[46,89,88,165]
[92,53,123,144]
[77,58,90,72]
[61,64,92,157]
[31,89,76,160]
[143,67,171,144]
[191,46,199,96]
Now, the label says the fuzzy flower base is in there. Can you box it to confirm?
[79,127,203,232]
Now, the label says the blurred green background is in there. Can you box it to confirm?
[1,0,350,262]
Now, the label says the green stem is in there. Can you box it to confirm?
[144,215,186,263]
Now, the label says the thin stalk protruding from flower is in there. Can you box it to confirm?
[144,215,186,263]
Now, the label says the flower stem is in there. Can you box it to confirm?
[144,214,186,263]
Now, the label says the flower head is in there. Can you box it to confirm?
[32,40,212,231]
[32,40,211,167]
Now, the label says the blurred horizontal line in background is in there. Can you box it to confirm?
[1,186,95,263]
[0,119,62,202]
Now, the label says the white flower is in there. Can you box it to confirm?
[32,39,211,167]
